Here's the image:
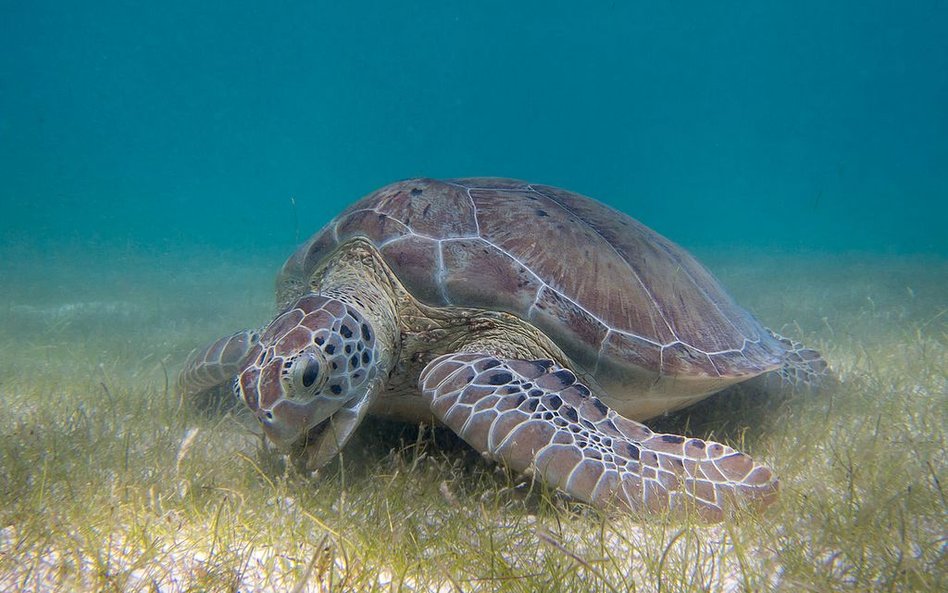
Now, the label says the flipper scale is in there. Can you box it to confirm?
[421,352,779,520]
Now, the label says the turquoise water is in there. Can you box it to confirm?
[2,1,946,256]
[1,5,946,589]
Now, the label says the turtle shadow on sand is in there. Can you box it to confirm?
[177,178,832,521]
[648,380,802,448]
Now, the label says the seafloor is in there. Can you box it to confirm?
[0,244,944,592]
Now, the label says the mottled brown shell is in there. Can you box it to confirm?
[278,178,784,408]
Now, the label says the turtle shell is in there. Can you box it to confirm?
[278,178,784,413]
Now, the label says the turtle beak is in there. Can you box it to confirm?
[257,397,345,449]
[238,361,345,448]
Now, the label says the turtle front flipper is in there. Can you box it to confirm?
[177,330,260,410]
[420,353,779,522]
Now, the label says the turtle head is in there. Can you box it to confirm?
[236,293,382,458]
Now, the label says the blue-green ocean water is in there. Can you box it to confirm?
[1,6,946,588]
[2,0,946,257]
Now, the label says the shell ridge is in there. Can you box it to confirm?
[492,246,620,339]
[342,207,421,240]
[464,186,483,236]
[649,236,762,353]
[528,185,679,342]
[435,239,452,305]
[455,232,676,365]
[591,328,613,376]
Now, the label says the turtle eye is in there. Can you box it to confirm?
[286,348,327,398]
[301,359,319,388]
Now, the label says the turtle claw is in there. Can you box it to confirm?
[420,352,779,521]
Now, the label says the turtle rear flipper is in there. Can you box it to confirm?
[420,352,778,521]
[177,330,260,411]
[766,329,834,390]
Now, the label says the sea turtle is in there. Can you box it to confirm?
[178,178,828,521]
